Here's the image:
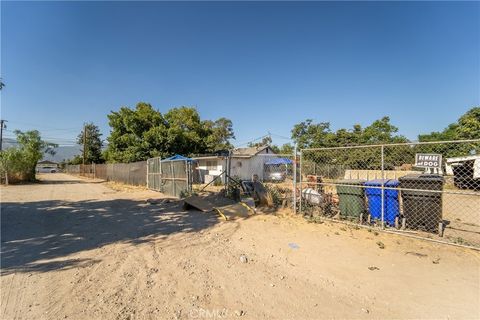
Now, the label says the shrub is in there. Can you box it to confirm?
[0,130,56,184]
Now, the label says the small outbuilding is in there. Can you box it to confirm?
[193,146,278,182]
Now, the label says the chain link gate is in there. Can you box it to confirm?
[147,157,192,198]
[298,139,480,248]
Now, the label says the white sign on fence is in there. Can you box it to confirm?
[415,153,442,169]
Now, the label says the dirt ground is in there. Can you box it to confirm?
[1,173,479,320]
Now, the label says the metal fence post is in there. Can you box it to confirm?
[381,145,385,229]
[157,158,163,192]
[293,143,297,214]
[171,161,175,197]
[185,160,189,193]
[93,162,96,179]
[146,159,149,188]
[299,149,303,215]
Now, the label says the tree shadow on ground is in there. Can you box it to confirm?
[37,177,104,185]
[1,197,220,275]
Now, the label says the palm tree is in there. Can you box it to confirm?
[0,78,4,90]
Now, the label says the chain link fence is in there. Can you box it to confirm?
[299,140,480,248]
[65,161,147,186]
[63,139,479,248]
[191,153,298,209]
[147,157,192,198]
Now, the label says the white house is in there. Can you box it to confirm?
[193,146,277,183]
[193,155,228,184]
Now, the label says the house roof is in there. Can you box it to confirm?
[192,155,223,160]
[37,160,58,165]
[192,146,276,160]
[446,154,480,163]
[232,145,272,157]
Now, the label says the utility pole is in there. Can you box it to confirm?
[0,119,7,151]
[82,123,87,165]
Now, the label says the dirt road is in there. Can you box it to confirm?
[1,173,479,320]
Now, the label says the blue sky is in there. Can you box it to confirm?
[1,1,479,146]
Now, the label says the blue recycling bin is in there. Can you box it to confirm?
[364,179,400,225]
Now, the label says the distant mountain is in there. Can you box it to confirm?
[1,138,19,149]
[42,145,82,163]
[1,138,82,163]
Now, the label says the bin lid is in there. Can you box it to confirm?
[335,179,366,185]
[398,174,444,182]
[364,179,389,186]
[364,179,400,187]
[385,179,400,187]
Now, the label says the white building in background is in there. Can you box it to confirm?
[193,146,277,183]
[36,160,59,173]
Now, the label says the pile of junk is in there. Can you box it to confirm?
[183,172,287,220]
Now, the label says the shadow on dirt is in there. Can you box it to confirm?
[1,197,220,275]
[37,178,104,185]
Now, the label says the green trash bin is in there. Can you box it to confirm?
[335,179,367,220]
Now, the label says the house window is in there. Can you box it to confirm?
[206,160,217,171]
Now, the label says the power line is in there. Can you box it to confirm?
[6,120,82,131]
[234,133,270,148]
[270,132,292,141]
[3,129,78,143]
[234,131,293,148]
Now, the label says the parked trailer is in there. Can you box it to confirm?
[445,155,480,190]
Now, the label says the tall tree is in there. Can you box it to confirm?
[104,103,235,162]
[361,117,408,144]
[77,122,104,163]
[456,107,480,140]
[291,120,334,149]
[105,102,168,162]
[204,118,235,151]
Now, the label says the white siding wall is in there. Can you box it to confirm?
[230,156,269,181]
[195,158,225,183]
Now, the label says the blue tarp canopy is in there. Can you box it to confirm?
[265,158,293,165]
[163,154,196,162]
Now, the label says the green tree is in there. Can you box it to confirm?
[456,107,480,139]
[419,107,480,142]
[67,155,84,165]
[0,130,57,182]
[291,120,334,149]
[291,116,407,149]
[104,103,235,162]
[204,118,235,151]
[271,143,294,154]
[418,107,480,158]
[361,117,408,144]
[77,122,104,163]
[291,117,409,170]
[104,103,168,162]
[248,136,273,148]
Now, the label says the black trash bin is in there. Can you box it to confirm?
[398,174,444,234]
